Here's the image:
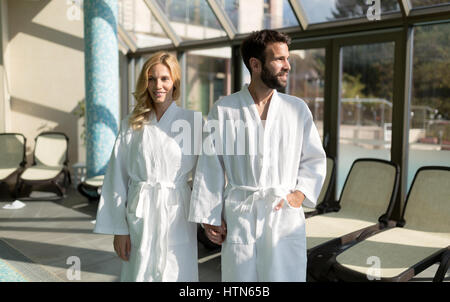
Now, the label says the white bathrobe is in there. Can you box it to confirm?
[94,102,200,282]
[189,86,326,281]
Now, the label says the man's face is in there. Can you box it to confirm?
[260,42,291,90]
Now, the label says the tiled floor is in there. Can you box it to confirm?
[0,185,221,282]
[0,185,447,282]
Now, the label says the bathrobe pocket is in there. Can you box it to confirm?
[223,196,256,245]
[272,202,305,241]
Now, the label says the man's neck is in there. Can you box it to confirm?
[248,80,274,105]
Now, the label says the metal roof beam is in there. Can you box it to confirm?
[206,0,237,40]
[398,0,412,17]
[287,0,308,30]
[142,0,182,47]
[118,24,137,53]
[118,38,129,55]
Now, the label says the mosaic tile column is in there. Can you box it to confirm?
[84,0,119,178]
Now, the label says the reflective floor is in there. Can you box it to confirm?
[0,184,221,282]
[0,184,447,282]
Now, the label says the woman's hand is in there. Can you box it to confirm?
[114,235,131,261]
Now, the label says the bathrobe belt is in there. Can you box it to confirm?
[130,177,188,281]
[226,183,293,213]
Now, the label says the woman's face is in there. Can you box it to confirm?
[147,63,174,105]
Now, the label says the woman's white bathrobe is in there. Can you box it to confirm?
[94,102,201,282]
[189,86,326,281]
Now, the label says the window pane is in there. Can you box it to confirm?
[408,23,450,189]
[287,48,326,140]
[155,0,226,40]
[338,42,395,197]
[297,0,400,24]
[118,0,172,47]
[186,47,232,116]
[410,0,450,8]
[221,0,299,33]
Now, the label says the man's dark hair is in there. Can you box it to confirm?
[240,29,291,75]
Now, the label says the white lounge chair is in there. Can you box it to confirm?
[306,158,399,280]
[77,174,104,202]
[0,133,27,197]
[16,132,70,199]
[331,166,450,282]
[303,156,336,218]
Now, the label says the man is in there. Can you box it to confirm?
[189,29,326,281]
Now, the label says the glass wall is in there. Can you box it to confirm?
[120,0,450,204]
[221,0,298,33]
[155,0,226,40]
[186,47,232,116]
[410,0,450,8]
[118,0,172,47]
[287,48,326,140]
[407,22,450,189]
[297,0,400,24]
[338,42,395,197]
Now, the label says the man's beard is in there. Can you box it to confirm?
[260,63,288,90]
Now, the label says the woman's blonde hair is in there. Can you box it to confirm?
[129,51,181,130]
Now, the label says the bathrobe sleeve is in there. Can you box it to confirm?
[94,119,130,235]
[295,105,327,208]
[190,115,206,185]
[189,104,225,226]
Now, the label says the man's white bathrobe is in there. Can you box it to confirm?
[189,86,326,281]
[94,102,200,282]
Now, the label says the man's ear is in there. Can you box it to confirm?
[249,57,261,74]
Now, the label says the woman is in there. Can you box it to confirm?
[94,52,200,282]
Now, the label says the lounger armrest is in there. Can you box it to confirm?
[386,219,397,228]
[304,209,320,218]
[355,224,384,241]
[315,201,329,213]
[378,214,388,225]
[433,248,450,282]
[322,200,340,213]
[378,214,397,228]
[396,218,406,227]
[315,200,340,213]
